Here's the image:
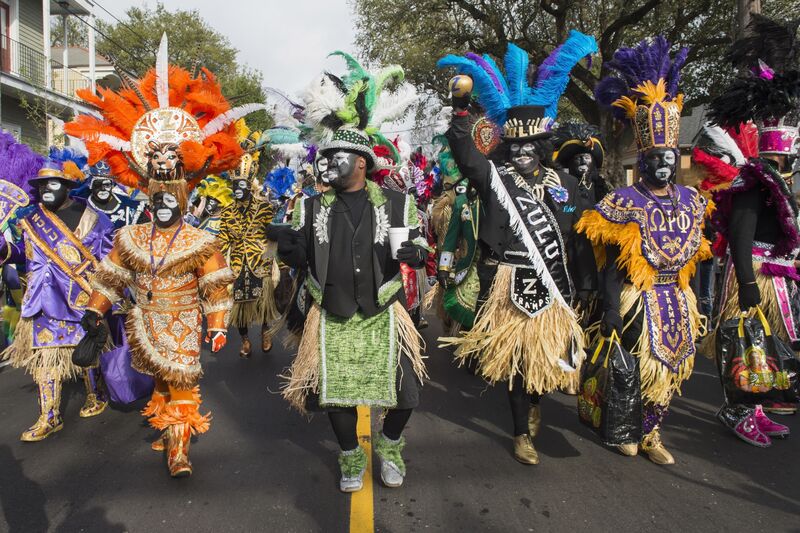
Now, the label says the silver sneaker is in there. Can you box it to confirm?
[338,447,367,493]
[379,458,404,488]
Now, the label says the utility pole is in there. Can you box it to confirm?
[737,0,762,38]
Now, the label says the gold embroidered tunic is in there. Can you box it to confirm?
[87,223,234,388]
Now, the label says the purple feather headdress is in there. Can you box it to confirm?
[0,131,44,195]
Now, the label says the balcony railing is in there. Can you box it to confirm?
[0,34,92,99]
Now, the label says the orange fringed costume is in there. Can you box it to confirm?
[66,33,260,477]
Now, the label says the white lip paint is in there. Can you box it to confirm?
[156,209,173,222]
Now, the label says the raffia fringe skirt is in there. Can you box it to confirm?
[440,264,584,394]
[281,301,427,413]
[230,274,280,328]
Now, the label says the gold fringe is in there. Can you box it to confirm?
[92,263,130,294]
[2,318,85,381]
[423,283,439,311]
[431,192,454,248]
[618,284,698,405]
[701,265,785,358]
[229,275,280,327]
[281,302,427,414]
[440,264,584,394]
[116,225,220,277]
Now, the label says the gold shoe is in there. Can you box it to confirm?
[513,435,539,465]
[640,428,675,465]
[21,372,63,442]
[239,338,252,358]
[617,443,638,456]
[21,414,63,442]
[528,405,541,438]
[79,393,108,418]
[166,423,193,478]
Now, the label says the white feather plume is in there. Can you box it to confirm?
[301,74,346,142]
[434,106,453,135]
[702,123,746,167]
[272,143,309,161]
[265,88,303,131]
[156,33,170,109]
[96,133,132,152]
[201,103,268,138]
[371,83,418,127]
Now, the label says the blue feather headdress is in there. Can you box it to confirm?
[263,166,297,199]
[594,36,688,153]
[437,30,598,128]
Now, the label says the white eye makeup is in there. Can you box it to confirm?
[46,180,63,191]
[235,180,247,189]
[663,151,676,165]
[162,193,178,209]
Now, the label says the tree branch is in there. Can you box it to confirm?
[599,0,661,58]
[564,80,599,124]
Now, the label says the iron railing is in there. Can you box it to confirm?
[0,34,92,98]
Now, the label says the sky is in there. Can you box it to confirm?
[96,0,358,95]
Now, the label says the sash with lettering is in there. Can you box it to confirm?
[497,166,573,318]
[22,208,98,304]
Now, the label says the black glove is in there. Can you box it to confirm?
[265,223,286,242]
[397,241,424,267]
[437,269,451,289]
[600,309,622,338]
[80,310,104,335]
[738,282,761,311]
[277,228,307,268]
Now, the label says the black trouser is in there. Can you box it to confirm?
[328,408,414,451]
[508,375,541,436]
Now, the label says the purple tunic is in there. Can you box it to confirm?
[595,184,707,371]
[11,206,114,349]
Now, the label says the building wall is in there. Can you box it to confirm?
[18,0,43,53]
[2,92,48,152]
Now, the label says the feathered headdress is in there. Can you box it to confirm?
[195,174,233,208]
[301,51,418,168]
[45,146,88,184]
[708,15,800,156]
[0,132,43,225]
[552,123,605,168]
[64,33,265,199]
[437,30,597,137]
[595,36,688,153]
[263,166,298,199]
[693,122,756,192]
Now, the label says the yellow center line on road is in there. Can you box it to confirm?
[350,405,374,533]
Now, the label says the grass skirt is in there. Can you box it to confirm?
[2,317,95,382]
[615,284,700,406]
[282,301,427,413]
[441,263,584,394]
[229,274,280,328]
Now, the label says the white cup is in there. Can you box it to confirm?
[388,227,409,259]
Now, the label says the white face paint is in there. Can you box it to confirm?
[96,190,111,200]
[655,167,673,181]
[156,209,174,222]
[162,193,178,209]
[46,180,63,191]
[41,192,55,203]
[233,189,244,199]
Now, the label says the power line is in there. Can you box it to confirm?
[58,3,152,72]
[92,0,154,53]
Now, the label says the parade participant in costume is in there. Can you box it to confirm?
[186,174,233,236]
[437,180,481,332]
[74,160,149,230]
[218,131,278,357]
[691,123,756,318]
[706,15,800,441]
[553,123,608,323]
[578,36,712,465]
[437,30,597,464]
[65,34,255,477]
[280,55,427,492]
[1,155,116,441]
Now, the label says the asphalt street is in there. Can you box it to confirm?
[1,318,798,532]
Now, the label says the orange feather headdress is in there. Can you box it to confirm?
[64,33,265,196]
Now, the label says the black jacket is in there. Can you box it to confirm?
[445,113,595,293]
[288,185,426,319]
